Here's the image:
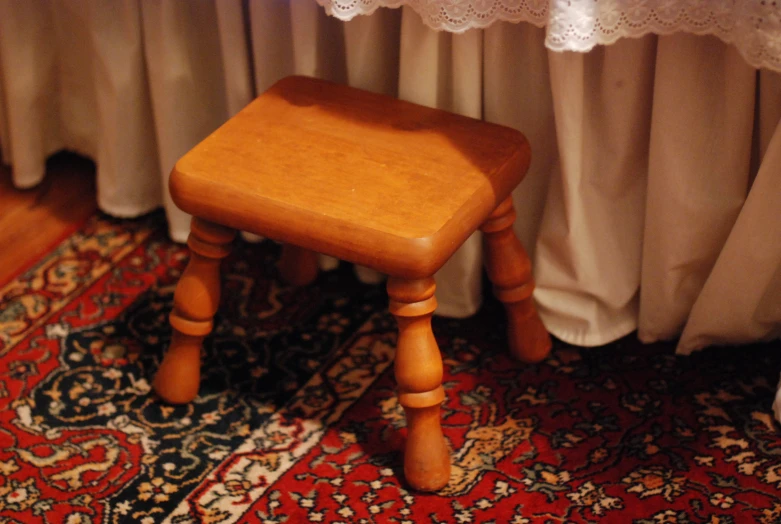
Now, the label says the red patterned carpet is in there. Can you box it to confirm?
[1,213,781,523]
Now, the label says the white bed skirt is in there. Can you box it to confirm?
[0,0,779,356]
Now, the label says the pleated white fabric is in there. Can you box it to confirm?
[534,36,657,346]
[0,1,779,357]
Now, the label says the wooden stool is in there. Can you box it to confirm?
[153,76,551,492]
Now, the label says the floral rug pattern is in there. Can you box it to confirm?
[1,213,781,523]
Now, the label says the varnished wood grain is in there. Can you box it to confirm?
[388,277,451,491]
[159,76,550,492]
[0,153,97,287]
[170,75,531,279]
[154,218,236,404]
[481,197,552,362]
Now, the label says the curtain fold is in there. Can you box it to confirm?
[534,36,656,346]
[0,0,779,356]
[639,34,756,344]
[140,0,230,240]
[87,0,162,217]
[0,1,61,186]
[679,117,781,353]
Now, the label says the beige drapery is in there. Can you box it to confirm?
[0,0,779,355]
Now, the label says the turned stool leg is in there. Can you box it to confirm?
[481,197,552,363]
[277,244,319,286]
[153,218,236,404]
[387,277,450,491]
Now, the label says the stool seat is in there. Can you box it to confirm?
[155,75,551,494]
[170,76,531,278]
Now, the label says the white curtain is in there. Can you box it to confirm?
[0,0,779,355]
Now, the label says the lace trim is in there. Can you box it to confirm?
[315,0,781,73]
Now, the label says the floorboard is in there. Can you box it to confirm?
[0,152,97,286]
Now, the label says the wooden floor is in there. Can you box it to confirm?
[0,152,97,286]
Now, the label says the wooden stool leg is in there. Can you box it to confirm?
[153,218,236,404]
[387,277,450,492]
[277,244,319,286]
[481,197,552,363]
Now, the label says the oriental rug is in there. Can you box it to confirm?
[1,213,781,524]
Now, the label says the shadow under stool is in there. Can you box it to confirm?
[152,75,552,492]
